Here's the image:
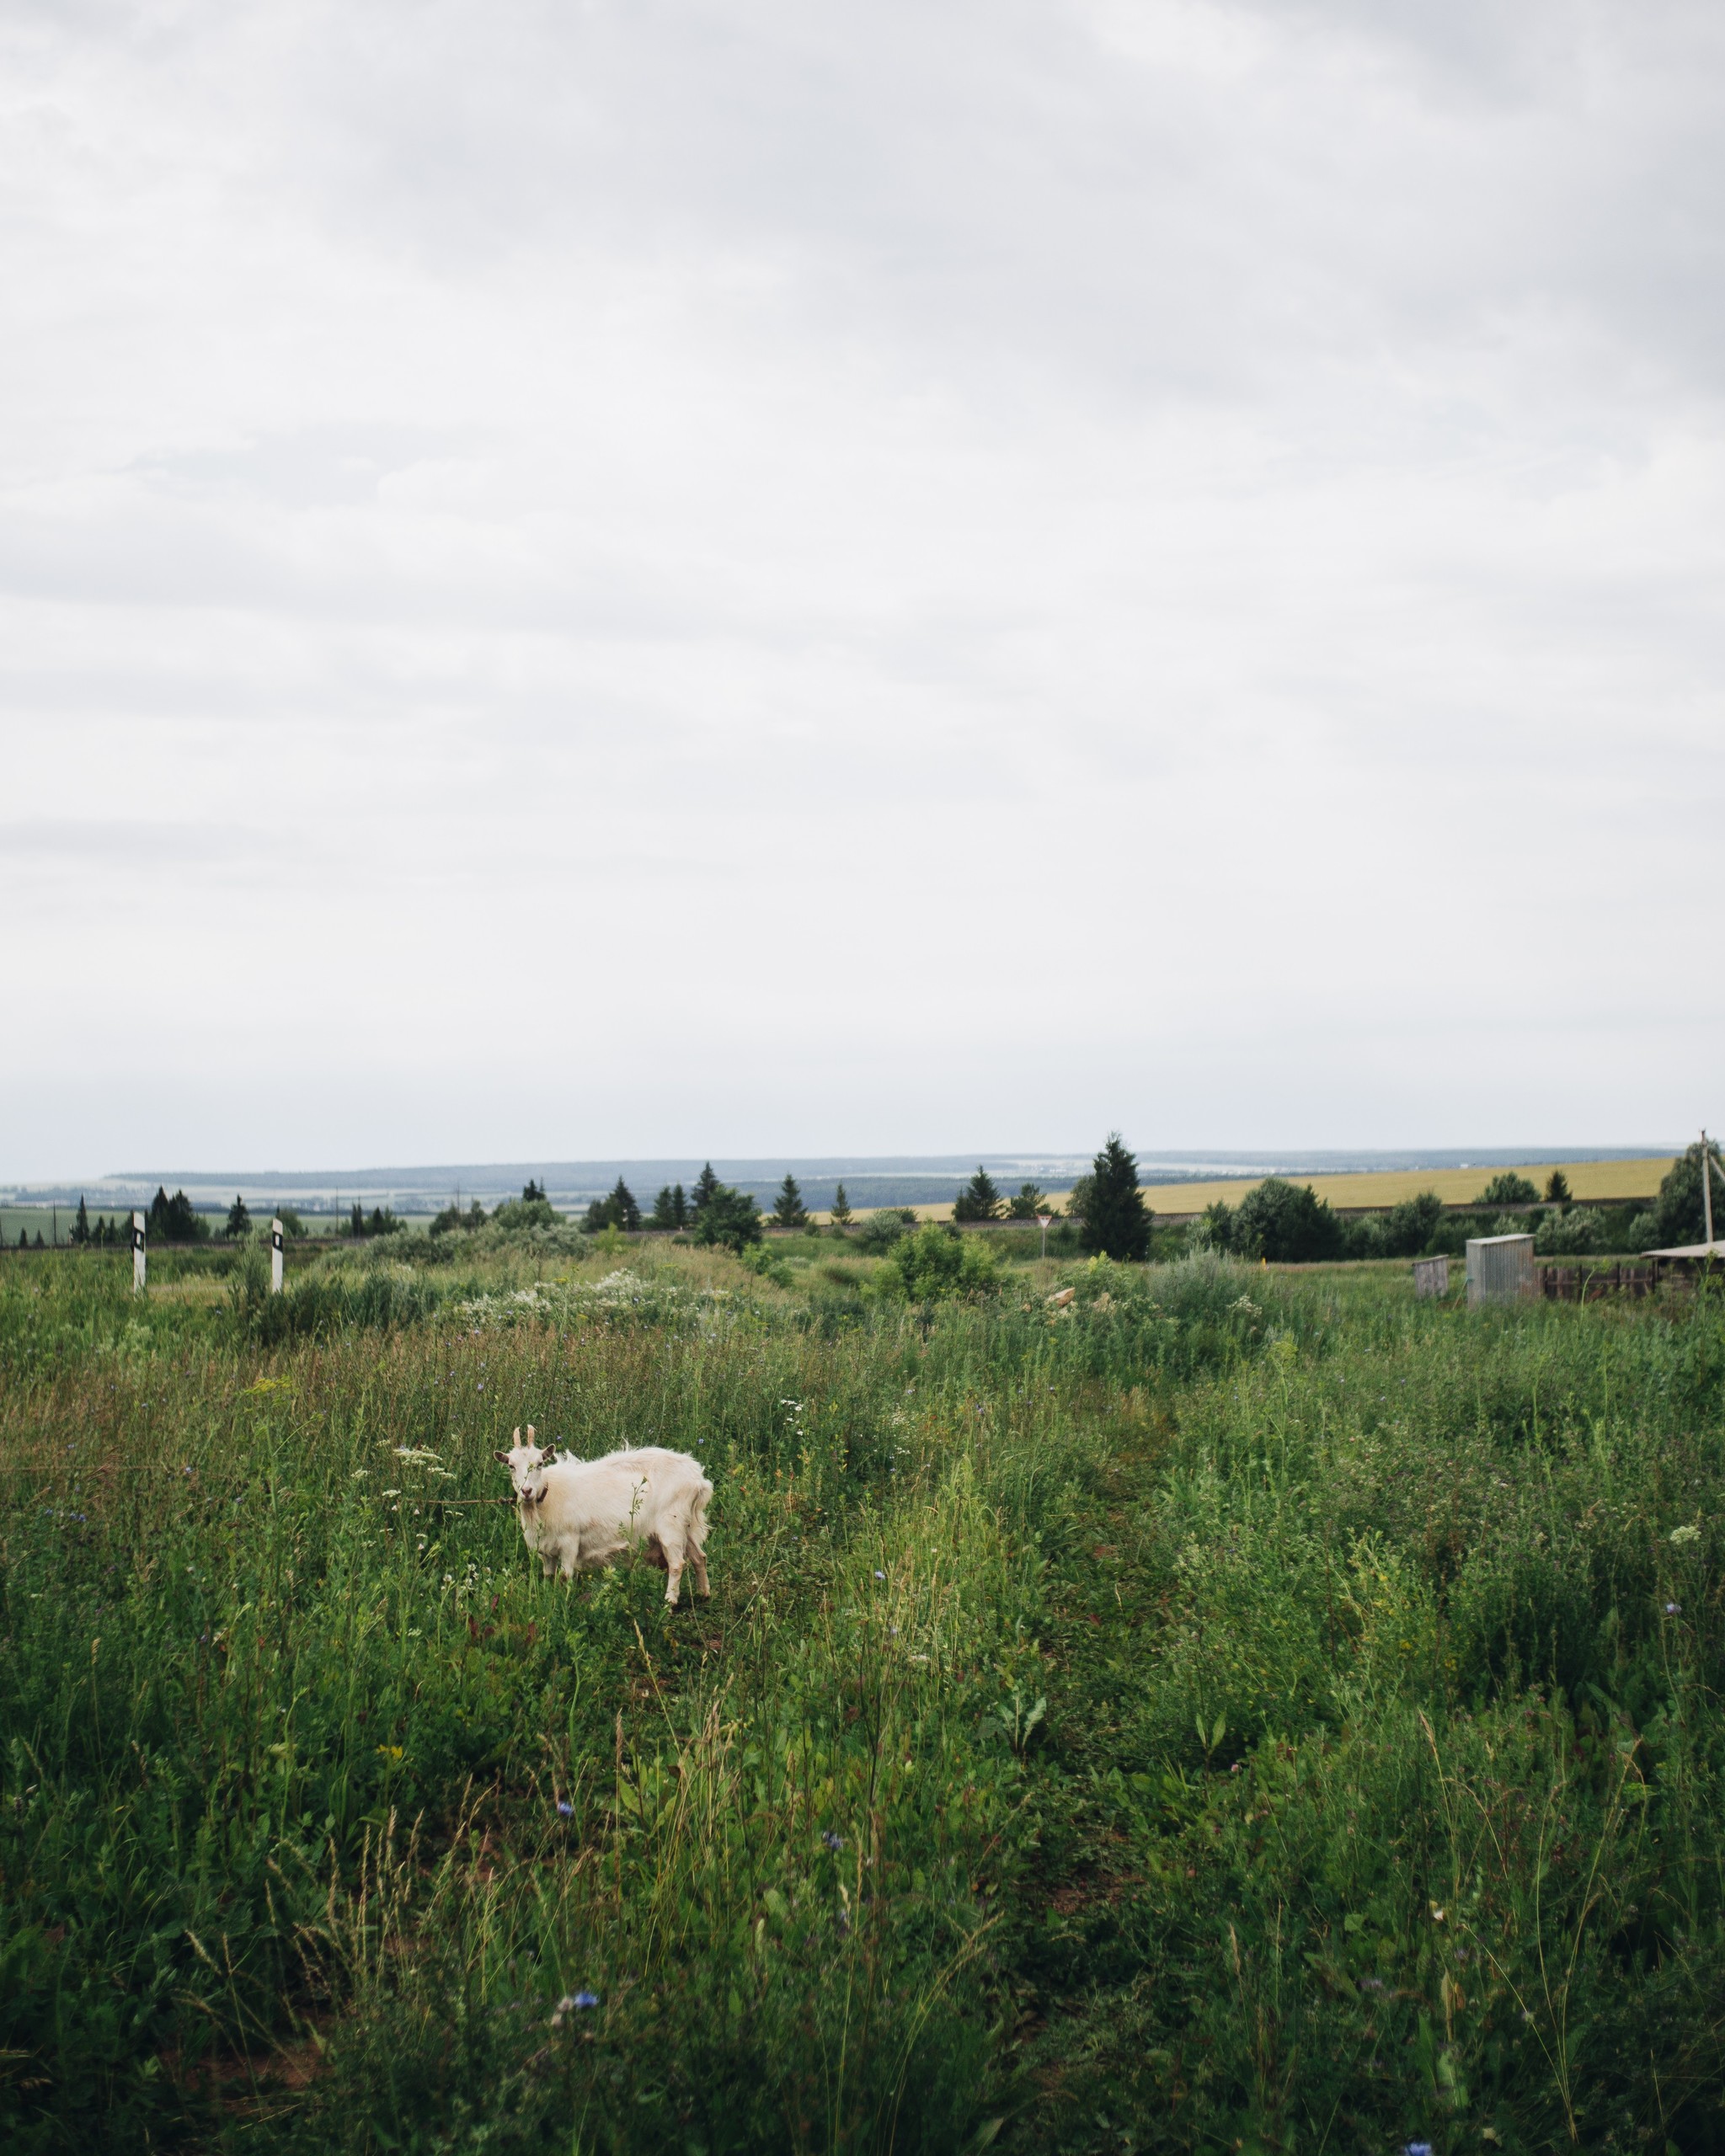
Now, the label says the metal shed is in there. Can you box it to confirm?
[1466,1234,1535,1306]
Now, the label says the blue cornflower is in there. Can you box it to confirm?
[873,1570,885,1581]
[572,1990,598,2009]
[1402,2143,1434,2156]
[556,1799,574,1817]
[822,1830,844,1852]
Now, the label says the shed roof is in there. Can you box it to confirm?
[1644,1243,1725,1260]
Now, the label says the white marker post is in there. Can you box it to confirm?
[1036,1212,1053,1263]
[131,1210,147,1294]
[271,1216,285,1294]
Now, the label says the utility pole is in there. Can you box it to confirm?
[1705,1129,1717,1249]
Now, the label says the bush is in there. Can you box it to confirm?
[489,1196,559,1232]
[1477,1171,1540,1206]
[1381,1189,1445,1257]
[1535,1206,1608,1257]
[1232,1177,1343,1263]
[1006,1183,1049,1220]
[691,1184,762,1252]
[873,1222,1000,1304]
[856,1209,916,1252]
[431,1200,489,1235]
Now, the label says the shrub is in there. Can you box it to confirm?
[873,1222,1000,1303]
[1477,1170,1540,1206]
[691,1184,762,1252]
[1231,1177,1342,1263]
[1535,1205,1608,1257]
[488,1196,558,1232]
[1192,1199,1236,1251]
[1007,1182,1049,1220]
[431,1199,489,1235]
[1078,1134,1150,1262]
[856,1209,916,1252]
[1381,1189,1445,1257]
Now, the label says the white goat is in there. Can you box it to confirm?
[494,1427,713,1608]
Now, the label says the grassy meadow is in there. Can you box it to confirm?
[4,1233,1725,2153]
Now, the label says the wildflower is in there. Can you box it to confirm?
[556,1799,574,1817]
[1666,1601,1681,1615]
[550,1988,598,2026]
[1669,1524,1701,1545]
[822,1830,844,1851]
[873,1570,885,1582]
[1403,2143,1434,2156]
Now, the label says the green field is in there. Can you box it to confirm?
[4,1233,1725,2152]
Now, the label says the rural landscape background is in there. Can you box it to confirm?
[7,1138,1725,2151]
[8,0,1725,2148]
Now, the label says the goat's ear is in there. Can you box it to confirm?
[494,1449,511,1465]
[526,1424,536,1443]
[542,1446,558,1465]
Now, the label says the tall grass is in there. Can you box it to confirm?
[3,1246,1725,2150]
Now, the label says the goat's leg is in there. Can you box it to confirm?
[688,1541,710,1598]
[660,1529,686,1608]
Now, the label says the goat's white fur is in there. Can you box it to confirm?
[495,1426,713,1607]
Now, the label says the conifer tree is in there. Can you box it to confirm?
[830,1182,853,1227]
[72,1196,90,1246]
[691,1162,721,1218]
[952,1166,1003,1223]
[649,1185,677,1230]
[609,1177,641,1231]
[671,1182,687,1229]
[1078,1134,1150,1261]
[226,1193,251,1239]
[772,1174,809,1230]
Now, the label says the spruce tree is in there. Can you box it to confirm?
[671,1182,687,1229]
[772,1174,809,1230]
[1078,1134,1150,1261]
[72,1195,90,1246]
[226,1193,251,1239]
[830,1182,853,1227]
[649,1185,678,1230]
[952,1166,1002,1223]
[691,1162,721,1218]
[609,1178,641,1231]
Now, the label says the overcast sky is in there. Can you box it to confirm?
[3,0,1722,1177]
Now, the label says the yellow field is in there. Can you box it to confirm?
[1086,1157,1674,1218]
[813,1156,1674,1227]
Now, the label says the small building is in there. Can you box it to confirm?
[1466,1234,1535,1306]
[1413,1256,1450,1299]
[1643,1241,1725,1279]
